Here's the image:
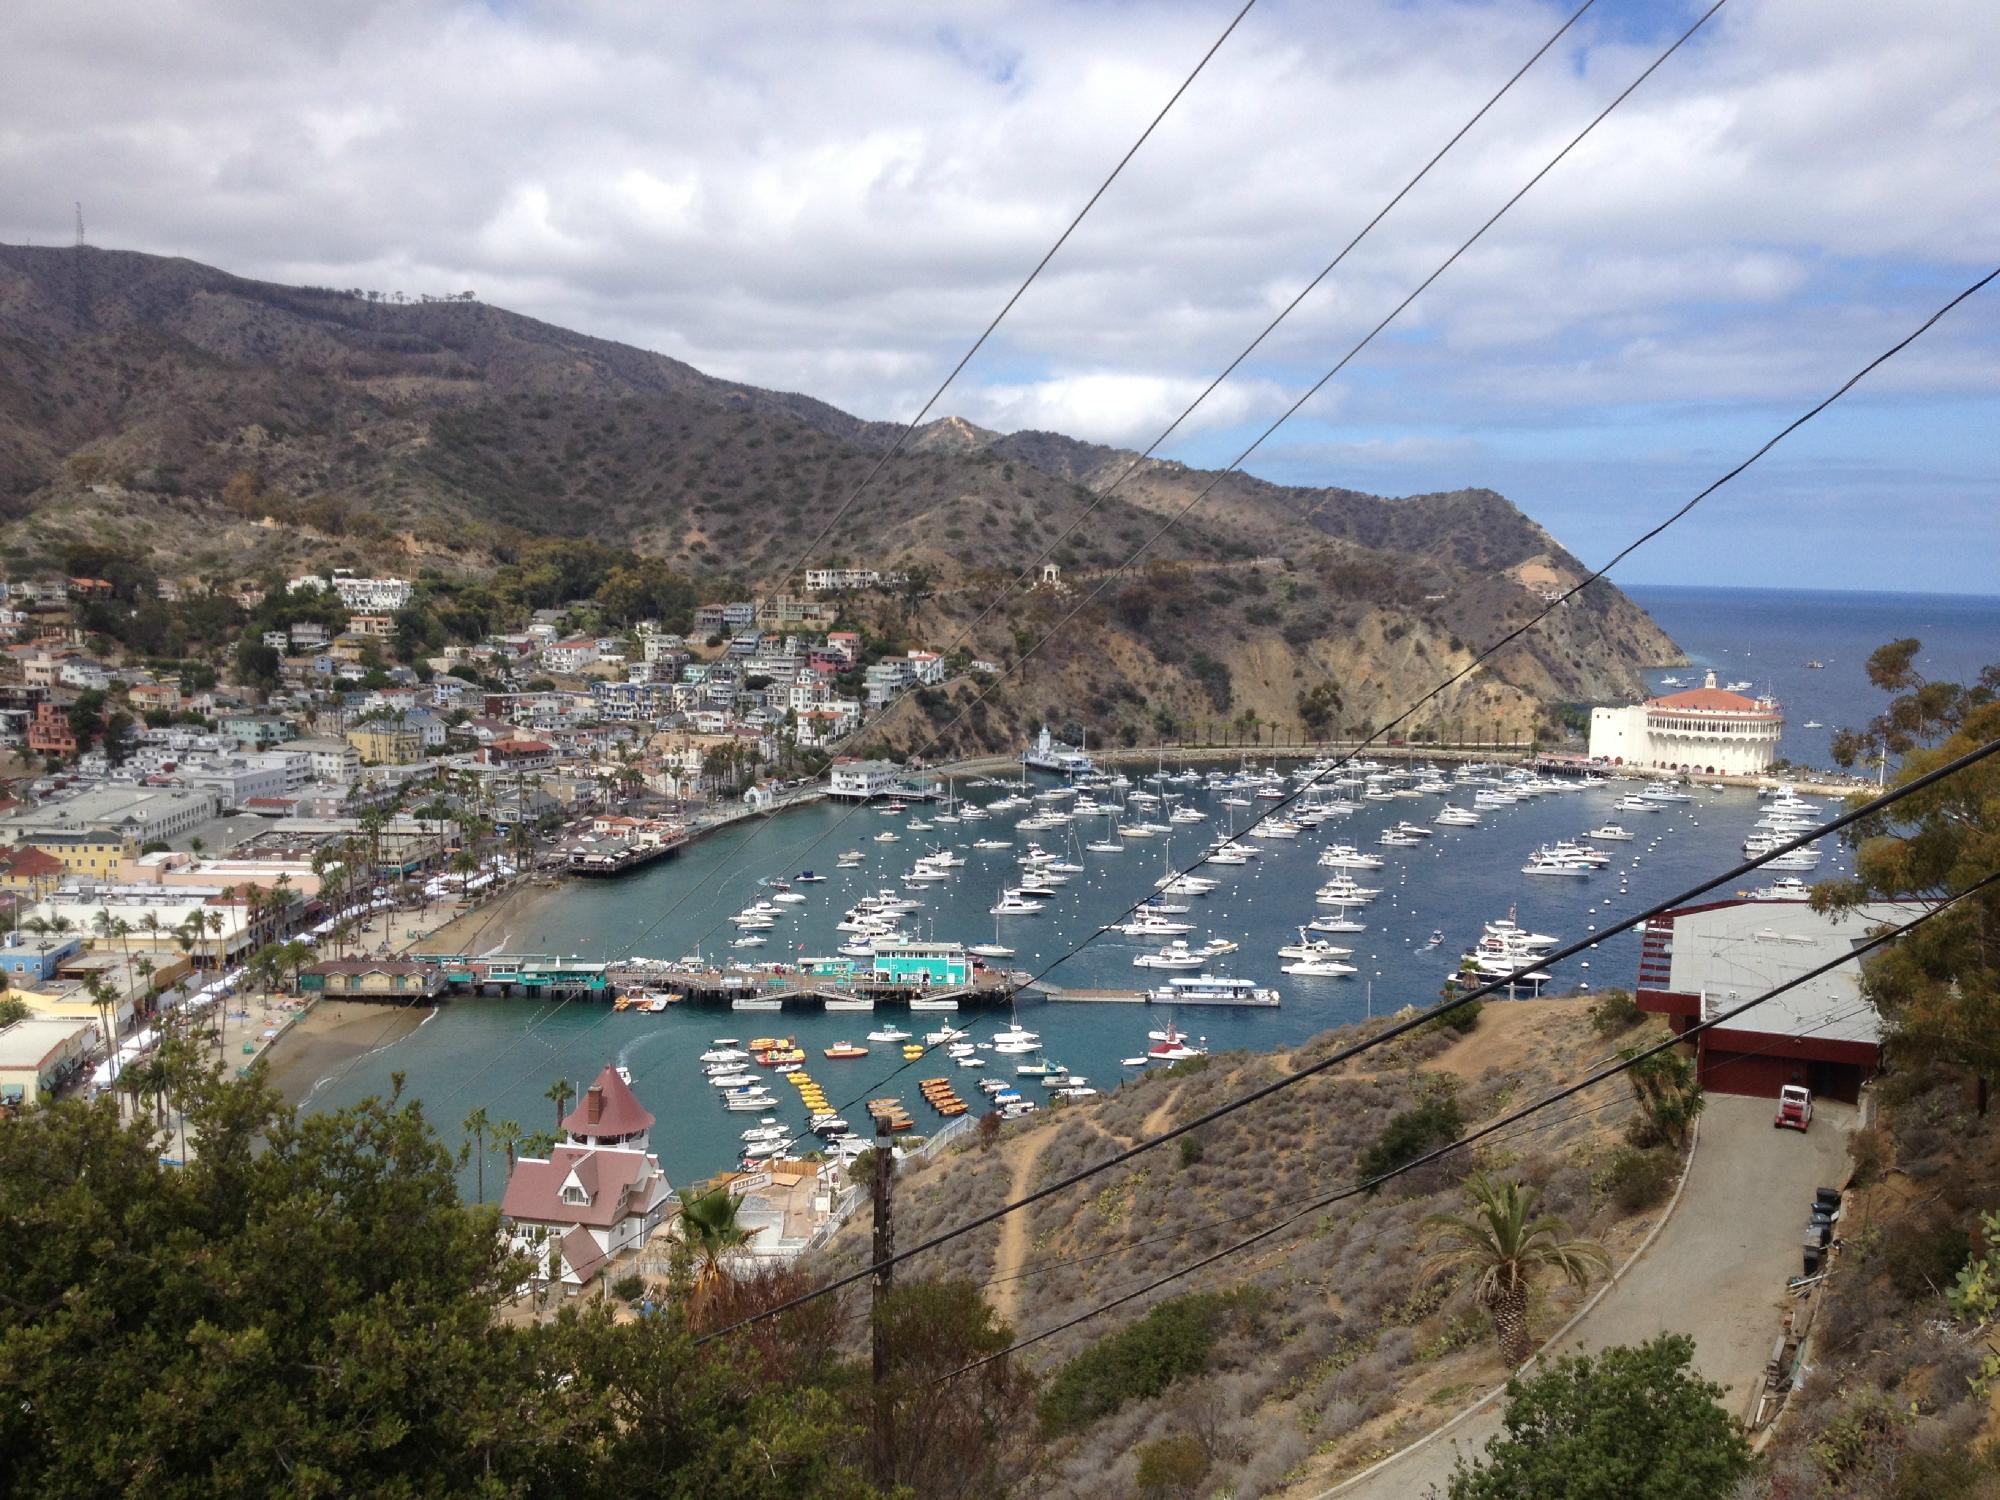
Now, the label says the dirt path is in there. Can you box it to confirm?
[993,1126,1057,1328]
[1141,1085,1182,1138]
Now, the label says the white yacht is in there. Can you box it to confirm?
[1318,845,1386,870]
[1748,876,1813,900]
[990,894,1044,915]
[1586,823,1635,841]
[1435,805,1482,827]
[1522,849,1593,877]
[1278,928,1354,961]
[1133,940,1206,970]
[1282,953,1357,977]
[1117,912,1195,936]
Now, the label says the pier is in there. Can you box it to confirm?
[421,953,1025,1011]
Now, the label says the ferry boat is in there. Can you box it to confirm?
[1146,973,1281,1007]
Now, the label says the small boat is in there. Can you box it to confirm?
[1586,824,1635,841]
[1421,929,1443,950]
[797,870,827,883]
[875,831,901,843]
[867,1026,912,1042]
[1281,955,1356,977]
[823,1042,869,1059]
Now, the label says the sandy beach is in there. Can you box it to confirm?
[412,880,568,957]
[264,1001,435,1106]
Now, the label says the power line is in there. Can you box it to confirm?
[693,733,2000,1342]
[676,250,2000,1168]
[606,0,1715,980]
[761,0,1259,606]
[935,873,1998,1378]
[968,998,1881,1300]
[814,0,1607,714]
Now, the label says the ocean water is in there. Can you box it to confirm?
[1624,585,2000,772]
[301,585,1998,1194]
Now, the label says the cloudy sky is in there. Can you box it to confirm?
[5,0,1998,591]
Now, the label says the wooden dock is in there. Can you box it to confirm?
[1032,984,1148,1004]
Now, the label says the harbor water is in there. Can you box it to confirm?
[299,585,1999,1194]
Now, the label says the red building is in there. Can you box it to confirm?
[25,701,76,758]
[1634,897,1912,1102]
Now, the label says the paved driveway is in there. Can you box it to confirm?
[1324,1094,1853,1498]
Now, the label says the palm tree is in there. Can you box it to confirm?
[669,1186,751,1296]
[1421,1173,1609,1367]
[495,1118,522,1170]
[546,1078,575,1134]
[463,1106,491,1204]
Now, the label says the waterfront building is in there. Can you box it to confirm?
[1634,897,1908,1101]
[0,785,221,848]
[0,1016,97,1110]
[1587,670,1783,775]
[828,758,911,800]
[871,940,970,987]
[499,1064,674,1290]
[298,959,448,1001]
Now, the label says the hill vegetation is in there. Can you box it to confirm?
[0,243,1678,753]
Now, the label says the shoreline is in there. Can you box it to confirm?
[264,1000,435,1107]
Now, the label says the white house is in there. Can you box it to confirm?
[498,1064,674,1289]
[828,758,907,799]
[540,638,601,674]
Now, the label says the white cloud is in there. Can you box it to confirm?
[1,0,1998,585]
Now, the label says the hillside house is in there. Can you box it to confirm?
[499,1064,674,1290]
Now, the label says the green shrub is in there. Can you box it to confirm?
[1178,1134,1205,1168]
[1426,998,1482,1036]
[610,1272,645,1304]
[1358,1093,1465,1187]
[1587,989,1643,1035]
[1601,1146,1676,1211]
[1037,1290,1259,1435]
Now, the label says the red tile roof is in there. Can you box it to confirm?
[500,1144,652,1228]
[1648,688,1773,714]
[559,1227,609,1283]
[564,1064,655,1139]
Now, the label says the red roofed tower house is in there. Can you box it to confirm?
[499,1063,673,1291]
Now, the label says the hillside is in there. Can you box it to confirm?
[819,998,1684,1497]
[0,243,1680,749]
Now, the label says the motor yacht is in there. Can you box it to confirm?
[1278,929,1354,961]
[1318,845,1386,870]
[1145,1021,1207,1061]
[1586,823,1635,841]
[1522,849,1593,877]
[1133,940,1206,970]
[1282,953,1357,977]
[1435,805,1482,826]
[1117,912,1195,936]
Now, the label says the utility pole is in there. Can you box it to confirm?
[869,1111,896,1482]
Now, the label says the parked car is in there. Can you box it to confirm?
[1774,1084,1813,1132]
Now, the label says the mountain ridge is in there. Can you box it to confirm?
[0,242,1681,750]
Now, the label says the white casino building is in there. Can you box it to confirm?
[1588,670,1783,776]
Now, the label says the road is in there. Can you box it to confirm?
[1324,1094,1852,1498]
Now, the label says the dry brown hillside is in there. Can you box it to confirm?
[0,243,1678,749]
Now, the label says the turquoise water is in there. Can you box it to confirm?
[303,586,1998,1195]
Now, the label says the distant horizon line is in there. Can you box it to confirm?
[1615,580,2000,602]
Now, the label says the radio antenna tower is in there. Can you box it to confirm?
[74,203,85,248]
